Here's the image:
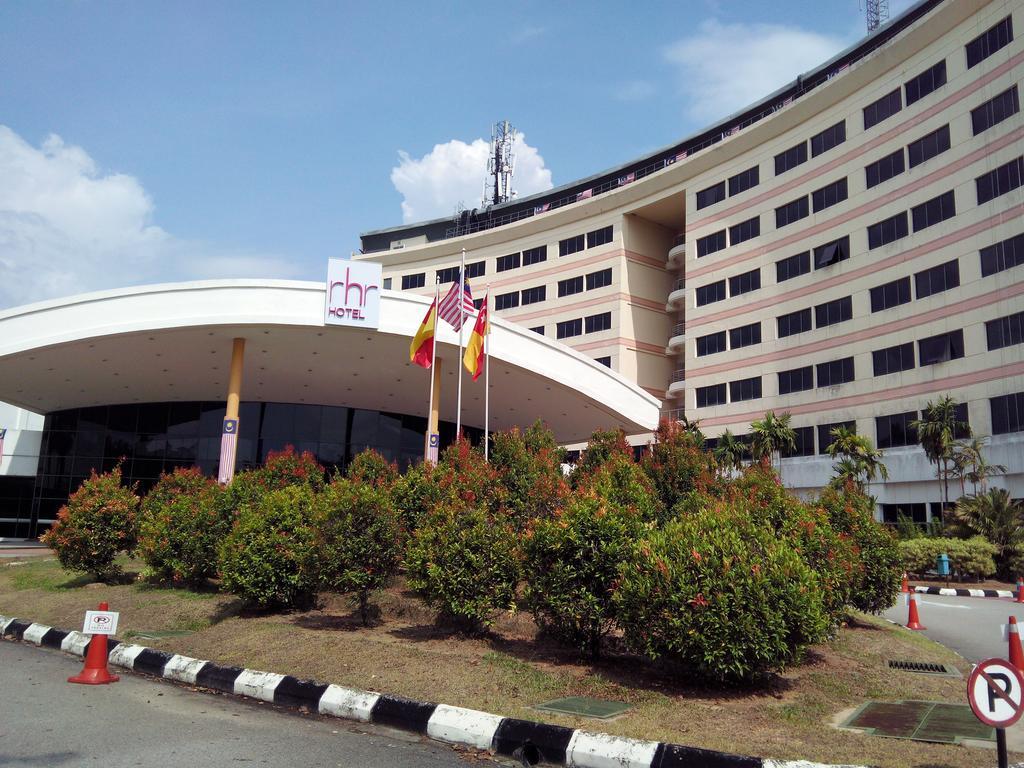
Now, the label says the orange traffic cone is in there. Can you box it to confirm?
[1009,616,1024,672]
[68,602,119,685]
[1016,577,1024,604]
[906,595,926,631]
[901,572,910,594]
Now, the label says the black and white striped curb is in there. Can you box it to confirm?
[913,585,1015,599]
[0,614,867,768]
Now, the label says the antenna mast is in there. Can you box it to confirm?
[483,120,516,207]
[865,0,889,32]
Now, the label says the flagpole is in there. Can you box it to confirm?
[427,277,440,450]
[456,247,466,440]
[484,286,490,462]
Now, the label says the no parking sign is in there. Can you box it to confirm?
[968,657,1023,768]
[82,610,119,636]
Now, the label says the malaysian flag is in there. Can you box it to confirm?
[534,203,550,214]
[675,150,688,162]
[577,188,593,201]
[438,275,475,330]
[782,96,794,107]
[724,125,739,137]
[217,419,238,485]
[617,172,635,186]
[0,428,6,463]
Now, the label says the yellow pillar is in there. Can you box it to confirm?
[218,338,246,484]
[424,357,442,463]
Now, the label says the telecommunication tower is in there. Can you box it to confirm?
[865,0,889,32]
[483,120,516,207]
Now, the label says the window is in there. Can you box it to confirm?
[522,245,547,266]
[696,230,727,258]
[558,276,584,297]
[696,383,727,408]
[775,142,807,175]
[966,15,1013,69]
[810,120,846,157]
[695,280,726,307]
[868,211,909,249]
[529,325,544,335]
[954,402,971,438]
[872,342,915,376]
[882,503,927,524]
[729,322,761,349]
[585,312,611,333]
[521,285,546,305]
[987,310,1024,350]
[818,421,856,454]
[729,268,760,297]
[559,234,585,257]
[905,60,946,106]
[586,268,612,290]
[466,260,485,278]
[877,412,918,449]
[865,149,906,189]
[728,166,759,196]
[556,319,582,339]
[729,216,760,246]
[696,181,726,210]
[870,277,912,312]
[972,85,1020,135]
[907,124,951,168]
[594,356,611,368]
[473,298,483,310]
[981,233,1024,276]
[915,259,960,299]
[730,376,762,402]
[495,291,519,310]
[817,357,855,387]
[587,226,613,248]
[918,329,965,365]
[815,296,853,328]
[401,273,425,290]
[776,251,810,282]
[812,178,848,212]
[863,88,902,130]
[777,307,812,338]
[382,277,392,289]
[813,235,850,269]
[782,426,815,457]
[776,196,809,229]
[496,252,520,272]
[696,331,727,357]
[976,156,1024,205]
[778,366,814,395]
[991,391,1024,434]
[911,190,955,231]
[436,266,460,284]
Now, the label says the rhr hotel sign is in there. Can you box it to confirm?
[324,258,382,328]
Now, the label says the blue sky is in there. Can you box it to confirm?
[0,0,915,306]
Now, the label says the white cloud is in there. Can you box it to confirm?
[663,20,852,123]
[511,25,546,44]
[613,80,656,102]
[0,125,297,308]
[390,133,553,224]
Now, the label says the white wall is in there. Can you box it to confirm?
[0,401,43,477]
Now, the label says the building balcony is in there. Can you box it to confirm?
[665,277,686,311]
[662,407,686,423]
[667,368,686,398]
[665,322,686,352]
[666,235,686,267]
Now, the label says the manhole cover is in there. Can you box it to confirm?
[887,660,961,677]
[534,696,630,719]
[842,700,993,744]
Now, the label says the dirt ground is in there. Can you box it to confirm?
[1,555,1014,768]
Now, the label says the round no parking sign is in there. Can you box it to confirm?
[968,658,1024,728]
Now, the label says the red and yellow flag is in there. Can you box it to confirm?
[463,295,489,380]
[410,298,437,368]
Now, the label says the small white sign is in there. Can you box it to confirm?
[968,658,1024,728]
[83,610,119,636]
[325,258,382,328]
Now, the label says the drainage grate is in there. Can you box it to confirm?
[534,696,631,719]
[887,660,960,677]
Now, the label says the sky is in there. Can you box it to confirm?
[0,0,918,308]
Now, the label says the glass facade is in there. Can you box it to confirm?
[6,400,479,539]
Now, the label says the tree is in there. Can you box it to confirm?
[952,437,1006,496]
[712,429,745,473]
[750,411,796,479]
[911,396,971,518]
[826,427,888,489]
[949,489,1024,580]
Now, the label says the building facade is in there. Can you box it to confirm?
[359,0,1024,520]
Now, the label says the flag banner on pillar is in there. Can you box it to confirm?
[218,419,239,485]
[0,428,6,462]
[463,295,489,381]
[410,298,438,368]
[438,275,475,330]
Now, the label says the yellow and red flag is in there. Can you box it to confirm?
[463,295,489,380]
[410,298,437,368]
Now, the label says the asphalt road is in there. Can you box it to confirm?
[0,640,495,768]
[882,593,1024,662]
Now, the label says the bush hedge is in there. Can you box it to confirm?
[899,536,997,579]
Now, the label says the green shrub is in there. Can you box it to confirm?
[137,467,228,583]
[614,502,826,682]
[346,449,399,489]
[390,461,444,537]
[899,536,997,579]
[314,478,401,624]
[571,428,633,486]
[434,439,507,515]
[218,485,318,609]
[574,453,663,524]
[641,420,715,515]
[490,421,568,528]
[42,467,139,581]
[225,446,326,513]
[405,504,520,632]
[523,495,643,658]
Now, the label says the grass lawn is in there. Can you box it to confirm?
[1,555,1011,768]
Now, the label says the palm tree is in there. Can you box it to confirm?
[911,396,971,518]
[750,410,797,481]
[953,437,1007,496]
[826,426,888,488]
[713,429,745,474]
[950,489,1024,580]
